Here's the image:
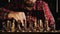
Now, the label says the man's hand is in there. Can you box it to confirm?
[8,11,26,27]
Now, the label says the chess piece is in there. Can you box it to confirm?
[11,19,15,32]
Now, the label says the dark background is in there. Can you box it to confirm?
[0,0,60,30]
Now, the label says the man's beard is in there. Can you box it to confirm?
[24,3,34,7]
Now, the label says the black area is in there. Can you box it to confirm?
[1,32,60,34]
[0,19,3,30]
[56,0,60,30]
[0,0,8,8]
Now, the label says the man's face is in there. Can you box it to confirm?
[24,0,36,7]
[27,0,36,3]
